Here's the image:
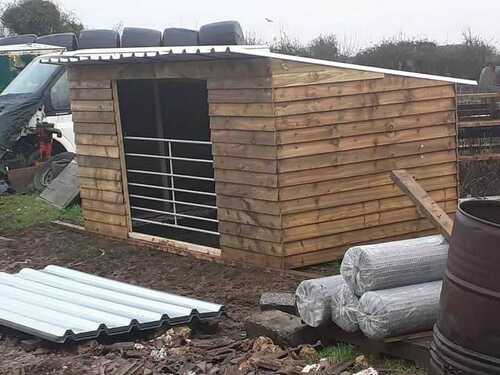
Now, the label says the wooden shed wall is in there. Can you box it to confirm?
[68,57,459,270]
[68,58,287,267]
[269,60,458,268]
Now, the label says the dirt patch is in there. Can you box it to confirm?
[0,224,303,374]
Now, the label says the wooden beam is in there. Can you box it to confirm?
[390,169,454,241]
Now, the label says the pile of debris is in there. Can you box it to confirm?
[296,234,449,339]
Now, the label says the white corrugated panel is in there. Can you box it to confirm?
[0,266,224,342]
[39,44,477,86]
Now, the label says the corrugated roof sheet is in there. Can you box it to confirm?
[39,45,477,86]
[0,43,65,55]
[0,265,224,343]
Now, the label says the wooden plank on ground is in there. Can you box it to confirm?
[391,169,454,240]
[39,161,79,209]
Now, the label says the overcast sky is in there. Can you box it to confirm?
[60,0,499,50]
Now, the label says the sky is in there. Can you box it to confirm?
[59,0,500,50]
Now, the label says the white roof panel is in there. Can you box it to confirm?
[40,45,477,86]
[0,43,65,56]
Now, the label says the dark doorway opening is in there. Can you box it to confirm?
[117,79,218,248]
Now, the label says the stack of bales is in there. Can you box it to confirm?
[296,235,449,339]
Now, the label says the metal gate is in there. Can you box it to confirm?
[123,136,218,242]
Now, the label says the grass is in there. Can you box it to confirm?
[318,343,358,364]
[0,194,83,234]
[382,358,426,375]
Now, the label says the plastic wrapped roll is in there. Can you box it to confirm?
[341,235,448,296]
[358,281,442,339]
[331,282,360,332]
[295,275,343,327]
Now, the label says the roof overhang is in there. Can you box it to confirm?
[0,43,66,56]
[40,44,477,86]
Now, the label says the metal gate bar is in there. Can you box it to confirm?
[124,136,218,237]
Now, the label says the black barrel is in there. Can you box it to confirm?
[430,199,500,374]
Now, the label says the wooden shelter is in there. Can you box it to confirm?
[43,46,476,269]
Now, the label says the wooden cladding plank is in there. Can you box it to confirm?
[214,156,277,174]
[83,209,127,226]
[277,111,455,145]
[71,58,272,82]
[207,76,273,90]
[217,195,280,215]
[273,76,448,102]
[284,202,456,253]
[79,177,122,192]
[76,144,120,158]
[391,169,454,240]
[283,197,455,243]
[220,221,282,243]
[208,89,273,103]
[85,220,128,239]
[272,68,384,88]
[211,129,276,145]
[278,149,457,187]
[69,80,111,89]
[275,98,456,130]
[221,235,283,256]
[277,124,456,160]
[74,122,116,135]
[214,169,278,187]
[274,85,454,117]
[282,187,457,228]
[80,188,124,204]
[280,174,457,215]
[278,137,456,174]
[218,208,281,229]
[285,226,439,267]
[212,143,276,160]
[70,88,113,100]
[279,162,457,201]
[77,155,121,170]
[209,103,274,117]
[71,100,114,112]
[81,199,126,215]
[221,246,284,269]
[78,166,121,181]
[72,111,116,123]
[270,59,344,75]
[75,134,118,147]
[210,116,276,131]
[216,183,278,201]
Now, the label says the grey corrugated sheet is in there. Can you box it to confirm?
[0,265,224,343]
[38,45,477,85]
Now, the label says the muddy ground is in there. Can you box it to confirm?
[0,224,305,374]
